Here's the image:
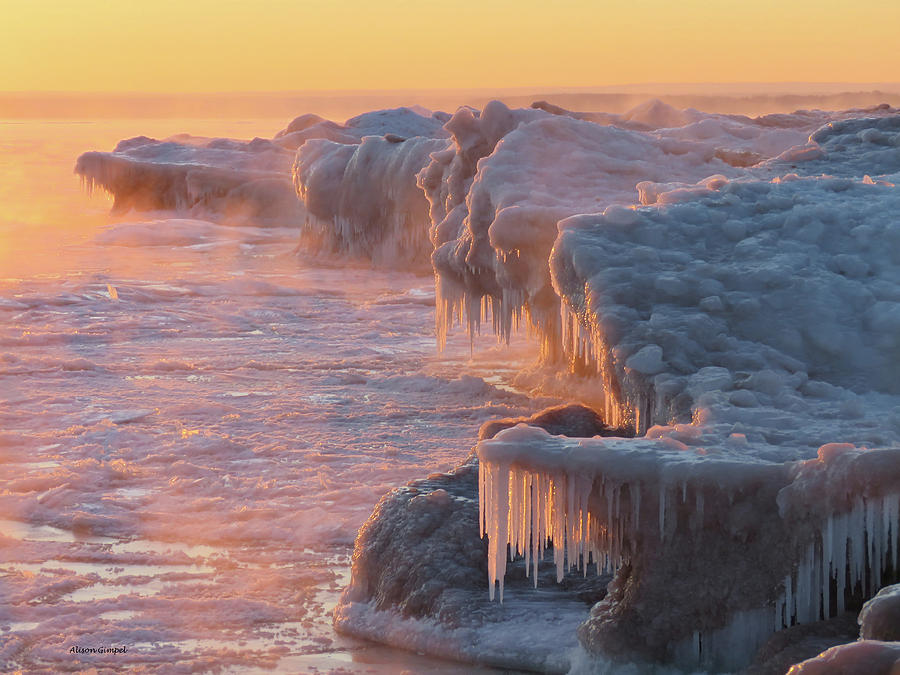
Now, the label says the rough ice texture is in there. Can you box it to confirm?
[766,114,900,180]
[859,584,900,641]
[75,135,303,225]
[552,173,900,431]
[334,404,614,673]
[424,100,893,357]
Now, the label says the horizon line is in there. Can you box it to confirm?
[4,82,900,97]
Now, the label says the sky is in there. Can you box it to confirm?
[1,0,899,92]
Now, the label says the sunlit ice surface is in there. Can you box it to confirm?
[0,119,548,672]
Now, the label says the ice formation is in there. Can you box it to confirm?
[421,100,896,362]
[75,135,303,225]
[68,97,900,673]
[463,107,900,672]
[293,134,449,266]
[478,428,899,671]
[287,107,453,266]
[74,106,450,240]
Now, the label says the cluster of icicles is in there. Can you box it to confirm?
[478,462,639,602]
[434,283,635,428]
[479,458,899,651]
[785,493,900,624]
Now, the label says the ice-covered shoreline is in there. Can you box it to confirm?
[72,98,900,673]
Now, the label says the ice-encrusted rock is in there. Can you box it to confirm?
[785,640,900,674]
[334,404,617,673]
[478,427,900,672]
[478,403,633,442]
[859,584,900,642]
[744,613,860,675]
[768,584,900,673]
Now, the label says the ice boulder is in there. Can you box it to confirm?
[334,404,618,673]
[859,584,900,642]
[785,640,900,674]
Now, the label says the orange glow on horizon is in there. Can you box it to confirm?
[1,0,899,94]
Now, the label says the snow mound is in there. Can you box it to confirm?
[343,106,451,139]
[274,107,449,150]
[620,98,704,129]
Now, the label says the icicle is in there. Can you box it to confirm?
[633,482,641,530]
[659,483,666,541]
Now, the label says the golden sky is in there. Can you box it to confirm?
[1,0,898,92]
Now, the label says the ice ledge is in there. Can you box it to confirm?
[477,425,900,672]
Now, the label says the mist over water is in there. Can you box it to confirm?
[0,119,546,672]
